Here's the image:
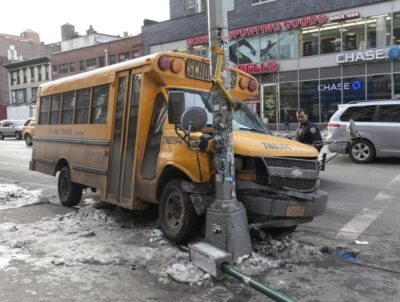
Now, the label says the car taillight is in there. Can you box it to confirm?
[328,123,340,128]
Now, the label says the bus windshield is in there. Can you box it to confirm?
[168,88,271,135]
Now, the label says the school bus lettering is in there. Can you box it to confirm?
[263,142,291,151]
[163,136,183,145]
[186,59,212,82]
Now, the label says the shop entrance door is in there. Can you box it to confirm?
[261,84,279,129]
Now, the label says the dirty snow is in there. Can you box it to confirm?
[0,184,324,286]
[0,184,43,210]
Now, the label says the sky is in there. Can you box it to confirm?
[0,0,170,44]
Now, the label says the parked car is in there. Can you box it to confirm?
[22,117,35,146]
[327,100,400,163]
[0,119,25,140]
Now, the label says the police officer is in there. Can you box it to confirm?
[295,109,323,152]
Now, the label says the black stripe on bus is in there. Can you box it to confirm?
[32,157,55,165]
[73,165,108,175]
[33,136,110,146]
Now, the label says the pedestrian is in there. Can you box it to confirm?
[283,110,290,132]
[295,108,323,152]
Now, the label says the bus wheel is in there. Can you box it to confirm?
[159,179,201,243]
[58,167,82,207]
[25,134,32,146]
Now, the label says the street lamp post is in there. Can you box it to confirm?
[204,0,252,258]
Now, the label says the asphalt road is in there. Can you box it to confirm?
[0,139,399,301]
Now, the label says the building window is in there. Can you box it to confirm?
[184,0,204,14]
[80,60,86,71]
[99,57,105,67]
[299,80,320,122]
[9,72,14,86]
[70,63,75,73]
[38,67,42,82]
[367,74,391,100]
[46,65,50,80]
[342,18,366,51]
[226,0,234,11]
[23,69,27,83]
[279,30,298,60]
[31,87,38,104]
[319,23,342,54]
[300,26,319,56]
[110,55,116,65]
[367,14,391,49]
[59,63,69,74]
[11,89,26,104]
[86,58,96,70]
[17,70,21,85]
[260,34,279,61]
[319,78,343,122]
[119,52,130,62]
[132,51,140,58]
[229,37,260,65]
[279,82,298,123]
[53,65,58,75]
[394,12,400,45]
[30,67,35,82]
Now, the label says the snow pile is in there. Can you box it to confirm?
[0,184,43,210]
[166,262,211,285]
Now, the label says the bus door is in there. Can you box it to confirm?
[107,70,143,208]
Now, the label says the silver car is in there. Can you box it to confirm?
[327,100,400,163]
[0,119,25,140]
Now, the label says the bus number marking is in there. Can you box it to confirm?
[163,136,183,145]
[263,142,291,151]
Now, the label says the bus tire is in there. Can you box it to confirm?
[25,134,32,146]
[159,179,201,243]
[58,167,82,207]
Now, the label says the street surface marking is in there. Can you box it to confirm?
[336,174,400,241]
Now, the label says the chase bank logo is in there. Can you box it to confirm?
[351,80,362,91]
[387,46,400,60]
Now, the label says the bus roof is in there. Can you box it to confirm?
[40,52,257,96]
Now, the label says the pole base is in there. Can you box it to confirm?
[205,199,252,258]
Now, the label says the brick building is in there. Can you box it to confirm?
[51,34,143,80]
[142,0,400,125]
[0,30,60,118]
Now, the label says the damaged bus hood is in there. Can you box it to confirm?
[233,131,318,158]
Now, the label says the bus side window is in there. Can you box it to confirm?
[75,88,91,124]
[61,91,75,124]
[39,96,50,125]
[141,93,167,180]
[49,94,61,125]
[90,85,109,124]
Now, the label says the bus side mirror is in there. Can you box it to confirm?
[181,107,208,132]
[168,91,185,124]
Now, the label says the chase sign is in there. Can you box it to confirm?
[336,46,400,64]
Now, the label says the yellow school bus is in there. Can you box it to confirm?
[30,52,327,243]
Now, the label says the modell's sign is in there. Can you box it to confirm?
[336,46,400,64]
[236,61,278,74]
[187,14,327,46]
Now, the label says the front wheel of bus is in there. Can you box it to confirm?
[58,167,82,207]
[159,179,201,243]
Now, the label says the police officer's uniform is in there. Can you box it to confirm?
[295,120,323,151]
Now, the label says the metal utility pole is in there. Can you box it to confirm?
[205,0,252,258]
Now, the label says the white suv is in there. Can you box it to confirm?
[327,100,400,163]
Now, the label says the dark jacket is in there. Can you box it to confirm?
[295,120,323,151]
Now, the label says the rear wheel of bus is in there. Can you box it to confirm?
[159,179,201,243]
[58,167,83,207]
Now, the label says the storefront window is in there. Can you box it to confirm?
[343,77,366,103]
[300,26,319,56]
[320,23,342,54]
[229,36,260,65]
[279,30,298,59]
[342,18,366,51]
[188,45,208,57]
[319,79,342,122]
[280,82,298,123]
[393,12,400,45]
[367,74,391,100]
[299,80,319,122]
[260,33,279,61]
[366,14,391,49]
[393,73,400,98]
